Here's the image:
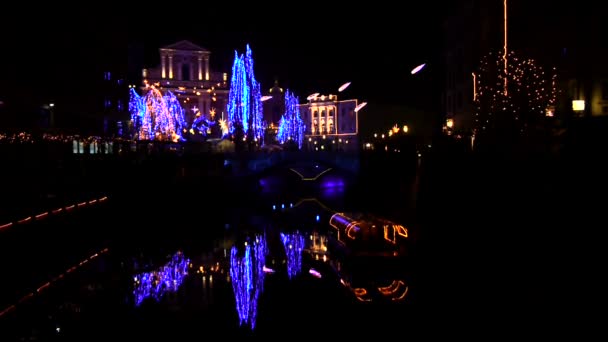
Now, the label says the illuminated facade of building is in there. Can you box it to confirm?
[298,94,359,152]
[141,40,229,125]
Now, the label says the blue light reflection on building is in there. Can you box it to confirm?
[280,232,305,279]
[133,252,190,306]
[230,234,266,329]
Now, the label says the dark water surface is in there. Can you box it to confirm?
[0,175,416,340]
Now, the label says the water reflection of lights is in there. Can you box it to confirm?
[280,232,305,279]
[342,279,409,303]
[329,213,408,245]
[133,252,190,307]
[309,268,322,278]
[378,280,409,301]
[230,235,266,329]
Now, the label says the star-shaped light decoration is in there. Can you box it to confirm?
[210,108,216,119]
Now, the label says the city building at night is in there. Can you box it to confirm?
[443,0,502,135]
[263,79,285,127]
[141,40,229,125]
[298,94,359,152]
[101,70,129,136]
[444,0,607,137]
[262,80,284,144]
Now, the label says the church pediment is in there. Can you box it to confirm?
[162,40,209,52]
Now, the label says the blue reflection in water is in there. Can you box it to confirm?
[280,232,305,279]
[319,176,346,198]
[133,252,190,306]
[230,235,266,329]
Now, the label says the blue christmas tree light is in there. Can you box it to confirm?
[277,90,305,149]
[230,234,266,329]
[227,52,248,134]
[227,45,264,143]
[191,112,215,136]
[129,88,145,133]
[129,87,187,141]
[133,252,190,306]
[163,91,187,135]
[280,232,305,279]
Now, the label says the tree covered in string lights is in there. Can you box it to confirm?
[227,45,264,144]
[474,50,557,137]
[277,90,305,149]
[129,87,187,141]
[230,234,266,329]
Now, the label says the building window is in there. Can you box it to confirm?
[104,71,111,81]
[182,64,190,81]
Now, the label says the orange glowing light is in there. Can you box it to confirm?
[35,212,49,220]
[472,72,477,101]
[17,217,32,224]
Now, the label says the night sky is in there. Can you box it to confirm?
[0,4,451,112]
[0,1,601,120]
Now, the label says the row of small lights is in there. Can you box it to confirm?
[0,247,109,318]
[0,196,109,232]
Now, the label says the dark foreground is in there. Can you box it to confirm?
[1,122,606,339]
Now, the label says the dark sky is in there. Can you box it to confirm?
[0,1,601,117]
[0,3,451,114]
[129,6,448,107]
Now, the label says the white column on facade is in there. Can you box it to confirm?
[205,57,210,81]
[334,105,338,134]
[168,55,174,79]
[321,107,325,134]
[161,55,166,79]
[326,107,330,133]
[198,56,203,80]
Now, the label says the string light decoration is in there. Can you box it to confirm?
[191,112,215,136]
[227,45,264,143]
[474,50,558,135]
[230,234,267,329]
[218,118,229,137]
[133,252,190,307]
[129,88,145,134]
[129,87,187,141]
[280,232,305,279]
[277,90,305,149]
[164,91,188,135]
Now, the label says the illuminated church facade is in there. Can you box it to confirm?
[141,40,229,125]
